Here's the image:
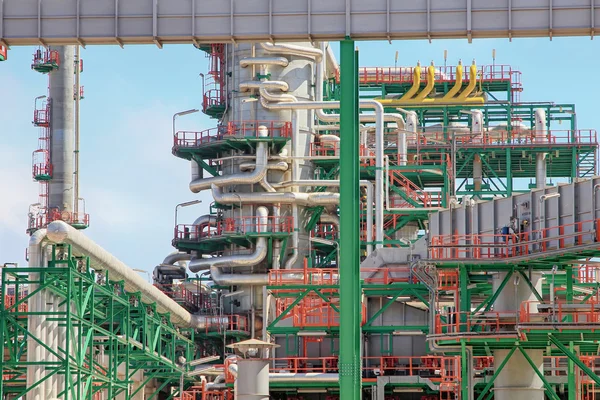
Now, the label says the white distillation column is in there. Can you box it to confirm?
[492,272,545,400]
[189,42,321,339]
[534,109,548,188]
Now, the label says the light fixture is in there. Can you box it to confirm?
[297,331,327,337]
[175,200,202,226]
[392,330,425,336]
[386,296,412,302]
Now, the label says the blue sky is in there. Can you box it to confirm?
[1,37,599,277]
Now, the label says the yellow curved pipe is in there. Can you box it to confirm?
[457,61,478,100]
[399,64,421,101]
[414,64,436,101]
[443,62,463,100]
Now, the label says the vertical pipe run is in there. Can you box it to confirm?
[49,46,76,213]
[339,39,362,400]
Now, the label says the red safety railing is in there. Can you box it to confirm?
[174,216,293,242]
[575,264,600,284]
[312,223,338,241]
[202,315,248,335]
[435,311,518,335]
[520,301,600,325]
[27,208,90,232]
[203,88,225,111]
[269,268,339,286]
[407,129,598,149]
[32,149,52,179]
[389,170,433,207]
[33,103,50,127]
[154,283,206,309]
[31,49,59,68]
[429,219,600,260]
[174,121,293,149]
[357,64,516,85]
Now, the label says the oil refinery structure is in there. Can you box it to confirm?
[2,1,600,400]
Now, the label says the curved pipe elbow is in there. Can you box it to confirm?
[240,80,289,93]
[239,57,289,68]
[260,42,323,62]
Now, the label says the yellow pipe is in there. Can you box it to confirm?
[457,61,478,100]
[442,61,463,100]
[399,63,421,101]
[414,63,436,101]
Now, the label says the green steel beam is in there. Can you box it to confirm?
[518,271,544,303]
[549,335,600,386]
[568,342,576,400]
[517,347,561,400]
[475,346,517,400]
[339,38,362,400]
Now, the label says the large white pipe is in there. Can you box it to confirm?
[210,265,268,286]
[273,179,374,255]
[260,42,322,62]
[190,207,269,274]
[27,229,48,400]
[189,129,269,193]
[213,184,339,206]
[259,98,386,249]
[240,57,289,68]
[44,221,227,330]
[239,80,289,93]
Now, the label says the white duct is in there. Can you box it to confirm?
[212,184,339,206]
[44,221,228,330]
[210,265,268,286]
[396,109,418,166]
[240,57,289,68]
[239,161,289,172]
[190,207,269,274]
[190,128,270,193]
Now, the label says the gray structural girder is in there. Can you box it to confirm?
[1,0,600,47]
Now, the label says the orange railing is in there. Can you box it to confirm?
[430,219,600,260]
[28,208,90,231]
[31,49,59,68]
[357,64,516,85]
[312,223,338,241]
[154,283,206,309]
[275,297,366,328]
[33,105,50,127]
[389,170,433,207]
[411,129,597,148]
[203,88,225,111]
[268,267,414,286]
[201,315,248,335]
[174,121,292,149]
[435,311,518,335]
[174,216,293,242]
[575,264,600,284]
[520,301,600,325]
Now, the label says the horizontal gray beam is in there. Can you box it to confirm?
[1,0,599,47]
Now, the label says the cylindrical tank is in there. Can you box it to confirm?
[49,46,76,213]
[236,359,270,400]
[492,272,544,400]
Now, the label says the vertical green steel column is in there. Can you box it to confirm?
[568,342,576,400]
[506,148,513,196]
[459,266,470,332]
[339,38,362,400]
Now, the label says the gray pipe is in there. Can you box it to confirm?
[44,221,227,330]
[190,129,269,193]
[210,265,268,286]
[163,252,192,265]
[213,184,339,206]
[283,205,299,269]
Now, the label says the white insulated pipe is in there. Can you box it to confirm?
[535,109,547,189]
[190,128,270,193]
[260,42,323,62]
[212,184,339,206]
[240,57,289,68]
[43,221,228,330]
[190,207,269,275]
